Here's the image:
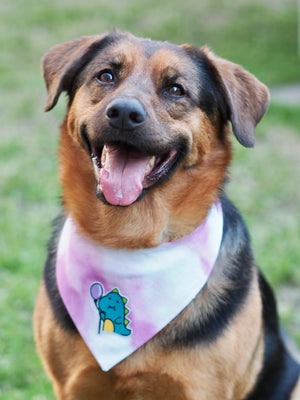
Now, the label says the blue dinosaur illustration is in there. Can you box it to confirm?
[90,283,131,336]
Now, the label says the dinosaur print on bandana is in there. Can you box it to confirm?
[90,282,131,336]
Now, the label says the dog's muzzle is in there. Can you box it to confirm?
[81,98,185,207]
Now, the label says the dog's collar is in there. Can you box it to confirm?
[56,202,223,371]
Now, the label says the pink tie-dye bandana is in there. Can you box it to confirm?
[56,202,223,371]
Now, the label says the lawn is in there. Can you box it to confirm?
[0,0,299,398]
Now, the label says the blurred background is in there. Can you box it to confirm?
[0,0,299,398]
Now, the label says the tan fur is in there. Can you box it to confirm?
[34,32,299,399]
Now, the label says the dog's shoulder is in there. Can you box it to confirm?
[43,214,76,332]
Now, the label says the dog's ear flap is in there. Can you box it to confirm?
[42,34,111,111]
[203,47,270,148]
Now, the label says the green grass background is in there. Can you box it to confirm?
[0,0,299,398]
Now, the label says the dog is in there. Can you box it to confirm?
[34,30,300,399]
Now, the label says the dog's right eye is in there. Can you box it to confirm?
[96,70,115,84]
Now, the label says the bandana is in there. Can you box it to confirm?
[56,202,223,371]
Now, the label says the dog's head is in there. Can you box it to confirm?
[42,31,269,247]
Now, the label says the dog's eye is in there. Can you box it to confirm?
[167,84,185,97]
[96,70,115,84]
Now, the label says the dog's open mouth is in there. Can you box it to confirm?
[91,143,179,206]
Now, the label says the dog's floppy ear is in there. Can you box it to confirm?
[42,33,115,111]
[203,47,270,148]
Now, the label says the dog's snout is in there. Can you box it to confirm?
[106,98,146,130]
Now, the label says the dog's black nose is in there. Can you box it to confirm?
[106,98,146,130]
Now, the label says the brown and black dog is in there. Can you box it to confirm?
[34,31,300,399]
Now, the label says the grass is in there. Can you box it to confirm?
[0,0,299,398]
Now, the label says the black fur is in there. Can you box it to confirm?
[67,32,123,105]
[183,45,229,125]
[44,214,76,332]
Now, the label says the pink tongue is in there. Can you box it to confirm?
[100,144,152,206]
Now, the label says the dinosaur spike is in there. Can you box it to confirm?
[112,288,119,294]
[124,308,129,315]
[124,318,130,326]
[122,296,127,304]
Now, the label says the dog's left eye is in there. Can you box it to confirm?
[167,84,185,97]
[96,70,115,84]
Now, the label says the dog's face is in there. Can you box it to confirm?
[43,31,269,247]
[68,36,208,208]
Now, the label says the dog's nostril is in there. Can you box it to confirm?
[106,107,119,119]
[130,111,144,124]
[106,98,146,130]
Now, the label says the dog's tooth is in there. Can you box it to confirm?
[149,156,156,167]
[92,155,97,166]
[145,156,156,174]
[101,146,107,166]
[92,156,100,178]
